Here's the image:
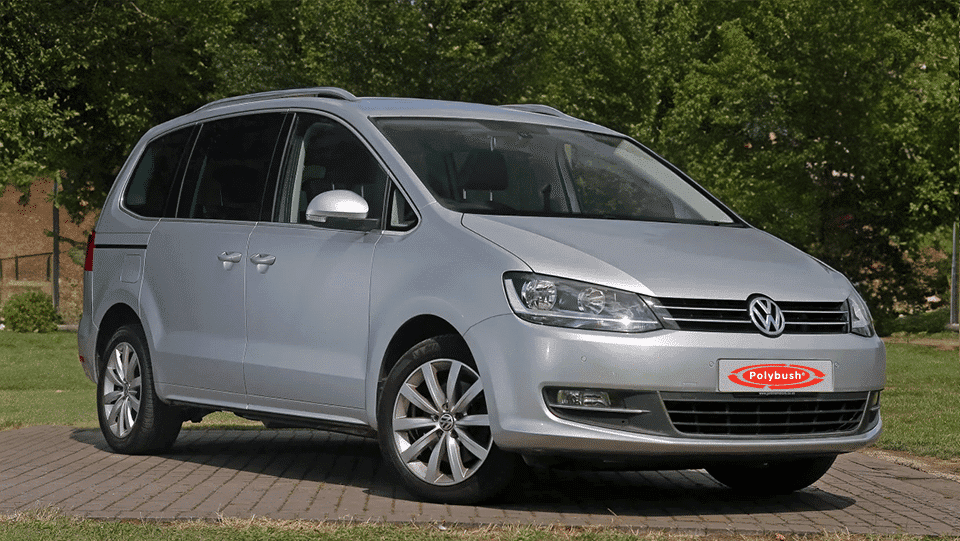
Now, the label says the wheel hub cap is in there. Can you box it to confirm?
[438,412,456,432]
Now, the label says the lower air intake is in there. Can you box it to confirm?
[661,392,870,436]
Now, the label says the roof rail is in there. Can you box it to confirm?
[500,103,577,120]
[194,87,358,112]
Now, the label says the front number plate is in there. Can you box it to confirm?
[718,360,834,392]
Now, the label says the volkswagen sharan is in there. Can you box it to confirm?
[78,88,885,503]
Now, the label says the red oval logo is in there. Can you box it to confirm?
[727,364,826,390]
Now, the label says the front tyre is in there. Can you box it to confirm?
[377,335,518,504]
[706,456,837,495]
[97,325,181,454]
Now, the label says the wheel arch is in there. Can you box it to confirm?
[95,303,142,379]
[369,314,465,429]
[373,328,518,503]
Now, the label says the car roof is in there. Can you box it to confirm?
[188,87,614,134]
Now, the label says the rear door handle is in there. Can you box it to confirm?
[249,254,276,266]
[250,253,276,273]
[218,251,242,270]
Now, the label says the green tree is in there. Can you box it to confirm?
[205,0,313,96]
[1,0,955,322]
[297,0,552,103]
[652,0,958,320]
[529,1,702,142]
[1,0,231,219]
[0,1,81,195]
[525,0,957,319]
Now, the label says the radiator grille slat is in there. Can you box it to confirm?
[661,392,868,436]
[650,298,849,334]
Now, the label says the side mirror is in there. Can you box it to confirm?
[306,190,368,221]
[305,190,376,231]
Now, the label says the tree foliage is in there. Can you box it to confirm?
[1,0,956,319]
[1,0,225,217]
[297,0,550,102]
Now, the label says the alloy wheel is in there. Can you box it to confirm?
[390,359,492,486]
[101,342,142,438]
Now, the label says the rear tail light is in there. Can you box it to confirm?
[83,231,96,271]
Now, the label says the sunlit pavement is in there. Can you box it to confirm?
[1,426,958,535]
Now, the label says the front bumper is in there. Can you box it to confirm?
[464,314,885,460]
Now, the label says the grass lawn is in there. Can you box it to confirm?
[0,511,943,541]
[0,331,260,431]
[0,331,98,429]
[877,341,960,459]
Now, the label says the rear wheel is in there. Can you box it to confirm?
[377,335,518,504]
[97,325,181,454]
[706,456,837,495]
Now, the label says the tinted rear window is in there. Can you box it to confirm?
[123,127,193,218]
[178,113,286,221]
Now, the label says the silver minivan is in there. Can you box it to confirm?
[78,88,885,503]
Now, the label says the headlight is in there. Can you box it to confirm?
[503,272,662,333]
[847,292,875,337]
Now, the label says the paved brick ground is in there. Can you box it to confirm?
[1,426,958,535]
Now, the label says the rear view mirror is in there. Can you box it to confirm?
[305,190,377,231]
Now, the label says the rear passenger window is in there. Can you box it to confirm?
[178,113,285,221]
[123,127,192,217]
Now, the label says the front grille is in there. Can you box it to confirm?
[648,297,849,334]
[661,392,869,436]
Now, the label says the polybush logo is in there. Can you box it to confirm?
[727,363,826,390]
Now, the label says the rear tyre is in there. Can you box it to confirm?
[97,325,181,454]
[377,335,518,504]
[706,456,837,495]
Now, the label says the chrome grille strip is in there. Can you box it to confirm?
[664,317,752,325]
[649,297,849,335]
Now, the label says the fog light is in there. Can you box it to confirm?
[582,390,611,407]
[556,389,580,406]
[556,389,611,408]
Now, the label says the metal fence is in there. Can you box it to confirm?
[0,252,54,282]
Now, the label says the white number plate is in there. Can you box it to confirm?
[719,360,834,392]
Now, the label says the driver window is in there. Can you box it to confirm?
[280,114,387,225]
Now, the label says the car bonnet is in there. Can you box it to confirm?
[461,214,851,302]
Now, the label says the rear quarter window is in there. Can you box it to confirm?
[123,127,193,218]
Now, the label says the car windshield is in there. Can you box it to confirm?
[375,117,736,224]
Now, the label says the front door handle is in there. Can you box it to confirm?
[218,251,242,270]
[250,253,276,274]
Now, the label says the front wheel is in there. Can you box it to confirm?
[377,335,518,504]
[706,456,837,495]
[97,325,181,454]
